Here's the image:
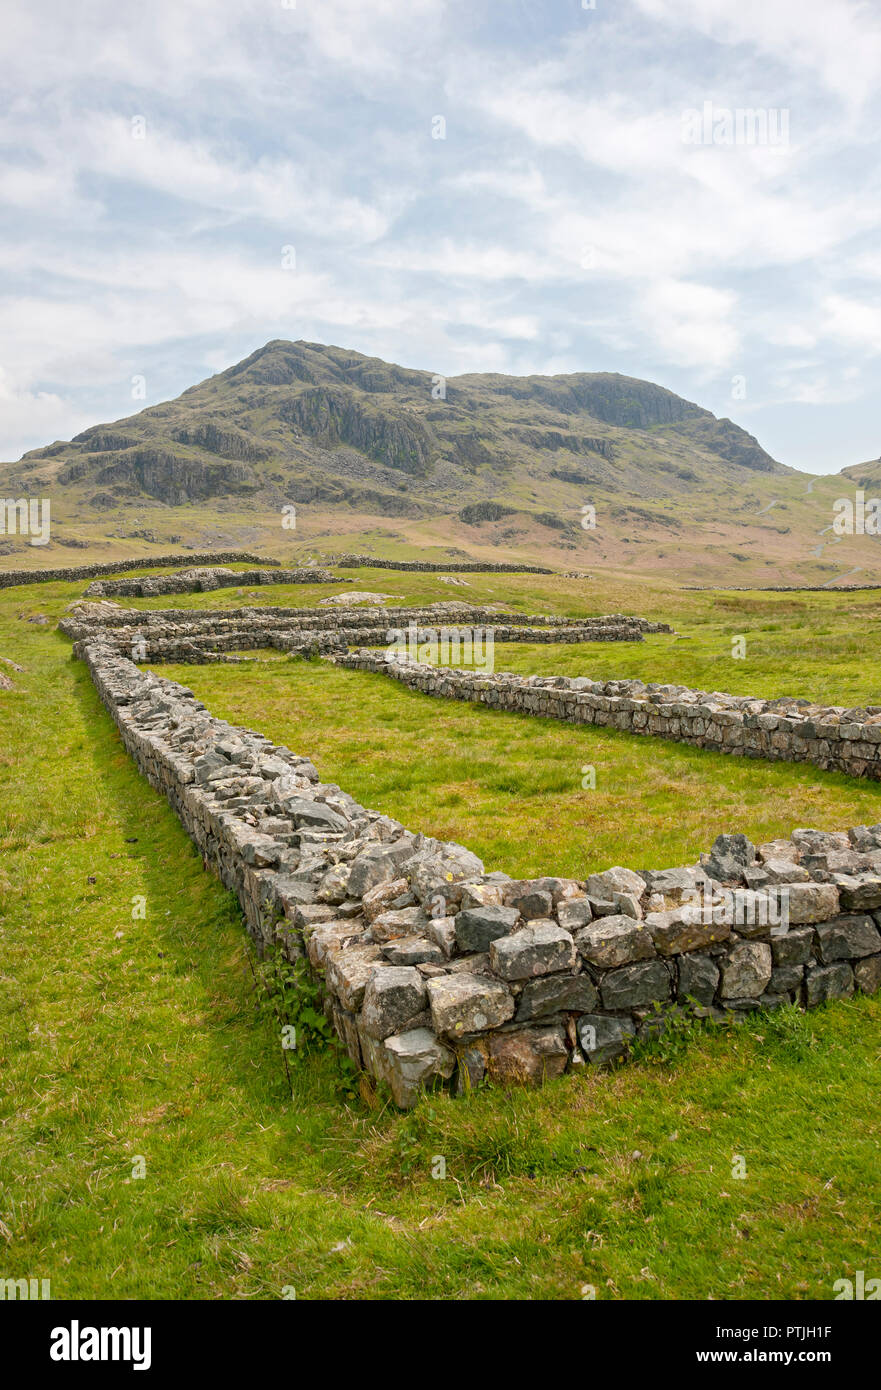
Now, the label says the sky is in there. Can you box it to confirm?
[1,0,880,474]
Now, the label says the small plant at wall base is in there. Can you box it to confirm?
[250,945,359,1101]
[629,1001,724,1067]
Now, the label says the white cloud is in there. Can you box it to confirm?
[822,294,881,354]
[0,0,879,469]
[631,0,881,110]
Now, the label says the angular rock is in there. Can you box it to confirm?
[360,966,428,1040]
[359,1027,455,1109]
[276,794,349,833]
[676,951,719,1006]
[486,1026,569,1086]
[426,916,457,958]
[574,915,656,969]
[361,876,411,922]
[577,1013,636,1066]
[509,888,553,920]
[786,882,840,923]
[770,926,814,966]
[288,901,336,931]
[759,857,810,884]
[347,839,416,898]
[645,906,730,956]
[407,846,485,903]
[854,953,881,994]
[758,838,800,863]
[501,876,584,908]
[316,862,351,904]
[306,920,363,969]
[426,973,514,1036]
[769,963,804,993]
[459,882,506,910]
[641,866,709,905]
[805,961,854,1006]
[556,897,593,932]
[515,972,599,1021]
[719,942,772,999]
[610,891,643,919]
[324,943,384,1011]
[704,833,756,883]
[720,887,789,938]
[711,833,757,864]
[599,958,672,1010]
[489,921,576,981]
[586,866,646,900]
[371,905,428,943]
[454,904,520,953]
[381,935,445,966]
[454,1044,487,1094]
[238,831,281,867]
[814,914,881,963]
[833,873,881,911]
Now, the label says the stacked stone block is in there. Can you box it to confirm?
[71,630,881,1109]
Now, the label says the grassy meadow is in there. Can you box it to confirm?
[0,566,879,1299]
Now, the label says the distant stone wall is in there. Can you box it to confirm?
[59,604,664,664]
[335,653,881,782]
[686,585,881,593]
[329,554,554,573]
[0,551,279,589]
[70,628,881,1108]
[61,603,669,635]
[85,566,343,598]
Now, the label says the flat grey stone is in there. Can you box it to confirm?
[814,914,881,963]
[805,960,854,1005]
[515,972,599,1021]
[381,935,445,966]
[454,904,520,953]
[599,958,672,1010]
[489,921,577,981]
[574,915,656,969]
[426,973,514,1036]
[577,1013,636,1066]
[770,926,814,966]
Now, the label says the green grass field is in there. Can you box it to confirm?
[1,570,879,1299]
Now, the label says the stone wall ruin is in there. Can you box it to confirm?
[68,608,881,1107]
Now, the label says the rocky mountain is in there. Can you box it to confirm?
[5,340,785,522]
[11,340,872,585]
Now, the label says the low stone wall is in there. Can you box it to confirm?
[60,603,670,639]
[71,631,881,1108]
[335,654,881,782]
[329,554,553,573]
[59,605,667,663]
[0,551,278,589]
[84,566,343,598]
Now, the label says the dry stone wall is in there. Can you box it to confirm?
[336,653,881,783]
[71,626,881,1108]
[60,605,668,665]
[84,566,343,597]
[0,551,277,589]
[329,554,553,573]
